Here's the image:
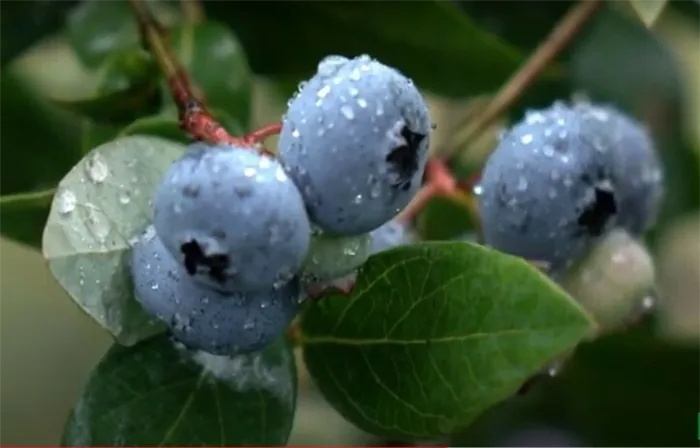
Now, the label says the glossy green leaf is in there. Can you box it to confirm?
[0,0,79,68]
[65,0,176,68]
[119,108,245,144]
[42,135,186,345]
[62,334,297,446]
[51,48,161,125]
[299,241,596,439]
[204,0,562,98]
[165,21,253,127]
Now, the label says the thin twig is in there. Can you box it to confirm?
[453,0,603,153]
[180,0,205,24]
[128,0,245,146]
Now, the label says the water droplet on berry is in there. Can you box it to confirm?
[525,111,546,124]
[86,205,109,242]
[57,189,77,214]
[149,280,159,290]
[563,177,573,188]
[357,98,368,108]
[349,68,362,81]
[348,86,359,97]
[275,166,288,182]
[317,84,331,99]
[340,105,355,120]
[85,152,109,183]
[544,128,553,137]
[543,145,555,157]
[353,194,363,204]
[244,167,256,178]
[243,319,255,331]
[517,176,528,191]
[376,103,384,117]
[317,55,347,77]
[558,130,568,139]
[119,192,131,205]
[561,155,570,164]
[473,184,484,196]
[291,128,300,138]
[520,134,533,145]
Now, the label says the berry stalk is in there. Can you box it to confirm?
[128,0,245,146]
[452,0,603,153]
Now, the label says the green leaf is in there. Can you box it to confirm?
[166,21,253,127]
[628,0,668,28]
[51,48,161,125]
[299,241,596,439]
[0,1,78,68]
[204,0,562,98]
[65,0,177,68]
[0,189,54,249]
[119,108,246,144]
[41,135,186,345]
[416,194,478,241]
[556,330,699,446]
[62,333,297,446]
[0,66,119,248]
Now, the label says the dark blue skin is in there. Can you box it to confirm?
[131,226,301,356]
[153,143,311,293]
[477,101,663,275]
[279,54,432,237]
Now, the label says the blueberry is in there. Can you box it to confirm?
[301,227,371,283]
[279,54,432,236]
[477,101,662,274]
[153,143,311,292]
[574,102,663,236]
[369,220,414,254]
[131,226,301,355]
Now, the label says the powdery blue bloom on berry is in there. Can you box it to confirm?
[131,226,301,356]
[279,54,432,237]
[476,101,663,274]
[153,143,311,293]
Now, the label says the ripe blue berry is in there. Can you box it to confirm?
[369,220,413,254]
[153,143,311,293]
[131,226,301,355]
[476,101,663,274]
[278,54,432,236]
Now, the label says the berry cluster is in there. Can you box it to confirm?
[476,100,664,276]
[131,55,431,355]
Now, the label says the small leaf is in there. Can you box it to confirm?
[62,334,297,446]
[0,189,55,249]
[1,0,78,68]
[120,108,245,144]
[416,194,479,241]
[65,0,176,68]
[51,48,161,125]
[166,21,253,127]
[205,1,562,98]
[628,0,668,28]
[300,241,596,439]
[42,135,186,345]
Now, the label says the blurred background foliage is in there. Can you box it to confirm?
[0,0,698,446]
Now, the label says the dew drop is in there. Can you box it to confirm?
[243,319,255,331]
[520,134,533,145]
[376,103,384,117]
[317,55,347,77]
[473,184,484,196]
[563,177,573,188]
[244,167,256,177]
[517,176,528,191]
[57,189,77,215]
[317,84,331,99]
[317,128,325,137]
[353,194,363,204]
[291,128,300,138]
[85,152,109,183]
[558,130,568,139]
[543,145,555,157]
[86,206,110,242]
[357,98,368,108]
[149,280,159,290]
[348,86,359,97]
[349,68,362,81]
[119,192,131,205]
[275,166,288,182]
[340,105,355,120]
